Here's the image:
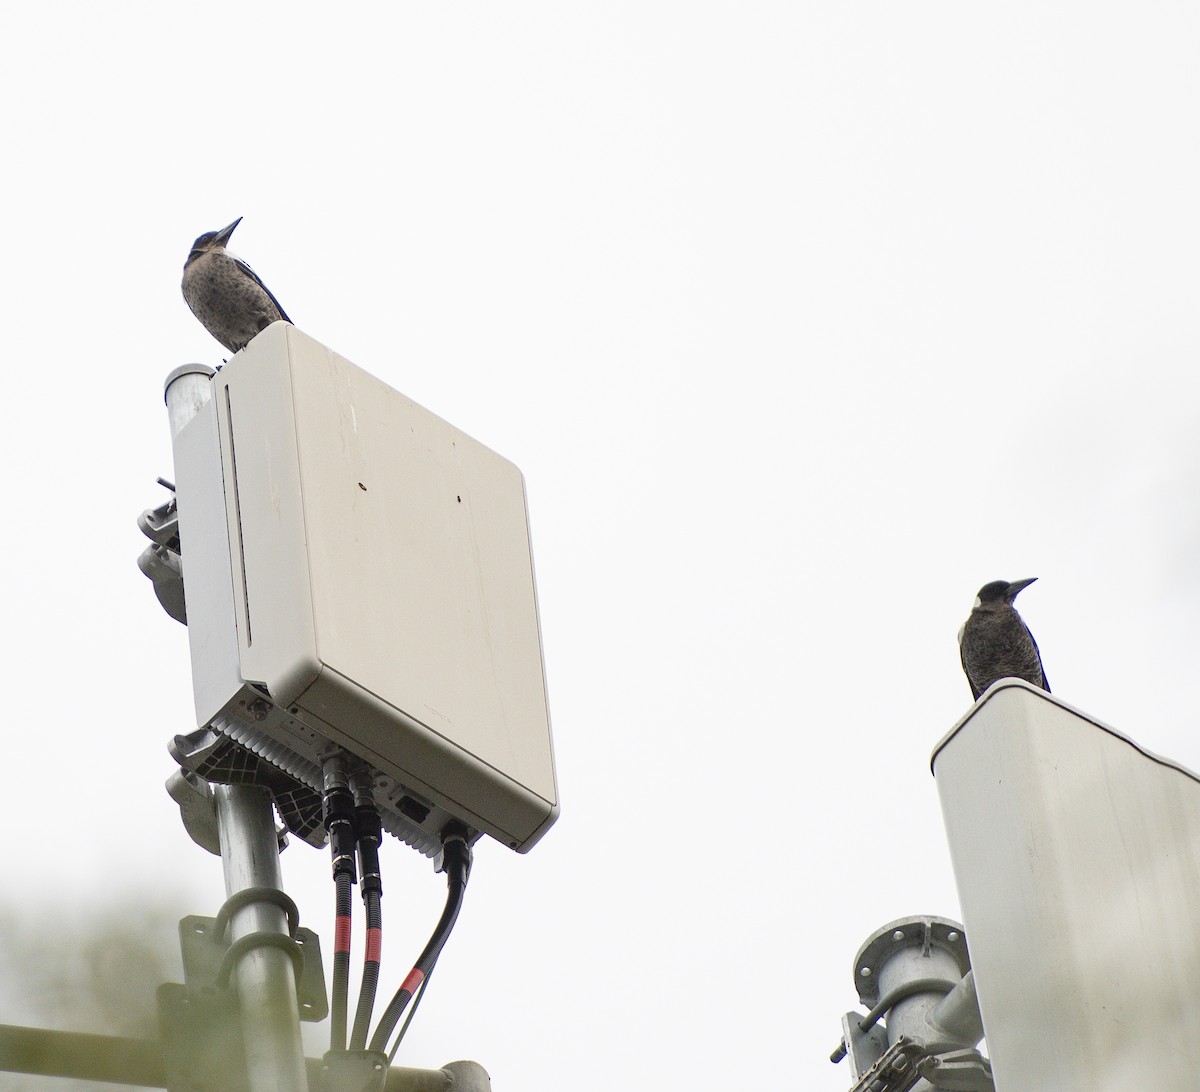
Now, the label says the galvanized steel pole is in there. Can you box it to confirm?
[214,784,310,1092]
[165,366,309,1092]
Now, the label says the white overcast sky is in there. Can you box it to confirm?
[2,4,1199,1090]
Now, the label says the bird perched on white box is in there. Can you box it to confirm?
[182,217,291,353]
[959,577,1049,700]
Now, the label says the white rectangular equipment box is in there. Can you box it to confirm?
[932,681,1200,1090]
[172,323,558,853]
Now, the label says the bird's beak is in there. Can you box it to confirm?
[1007,577,1038,598]
[213,217,243,247]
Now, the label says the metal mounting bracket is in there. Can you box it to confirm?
[178,910,328,1023]
[170,726,327,848]
[847,1037,926,1092]
[317,1050,390,1092]
[917,1047,995,1091]
[138,482,187,625]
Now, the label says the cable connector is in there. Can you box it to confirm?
[324,752,358,1054]
[322,754,358,884]
[367,821,475,1058]
[434,821,473,889]
[351,768,383,898]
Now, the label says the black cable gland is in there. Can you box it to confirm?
[323,784,359,880]
[355,803,383,896]
[355,804,383,843]
[357,844,382,897]
[436,823,473,888]
[325,813,357,884]
[358,862,382,896]
[330,827,358,883]
[323,786,356,830]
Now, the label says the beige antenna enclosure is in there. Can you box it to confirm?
[933,681,1200,1088]
[172,322,558,853]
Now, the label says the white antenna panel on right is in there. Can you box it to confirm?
[933,682,1200,1089]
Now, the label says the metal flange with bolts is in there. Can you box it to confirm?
[832,916,993,1092]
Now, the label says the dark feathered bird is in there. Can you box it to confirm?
[182,217,291,353]
[958,577,1049,700]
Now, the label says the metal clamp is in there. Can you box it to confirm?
[217,932,305,990]
[212,886,305,994]
[215,887,300,939]
[137,480,187,625]
[178,913,329,1023]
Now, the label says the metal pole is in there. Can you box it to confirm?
[852,916,976,1055]
[0,1024,166,1086]
[163,363,217,440]
[929,968,984,1046]
[214,785,310,1092]
[440,1060,492,1091]
[0,1022,487,1091]
[164,367,308,1092]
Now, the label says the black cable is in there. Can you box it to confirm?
[387,961,436,1063]
[368,876,463,1053]
[349,887,382,1049]
[330,874,354,1053]
[322,757,358,1053]
[367,825,472,1055]
[349,789,384,1051]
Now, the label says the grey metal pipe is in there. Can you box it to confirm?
[878,949,962,1051]
[215,784,310,1092]
[164,363,216,439]
[0,1023,488,1091]
[928,968,984,1046]
[164,367,306,1089]
[441,1060,492,1091]
[0,1023,166,1086]
[849,916,982,1068]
